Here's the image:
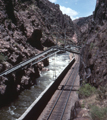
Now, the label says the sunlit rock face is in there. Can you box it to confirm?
[36,0,75,43]
[73,15,92,43]
[74,0,107,87]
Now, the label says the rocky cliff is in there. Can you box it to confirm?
[37,0,74,43]
[0,0,74,105]
[73,15,92,28]
[75,0,107,87]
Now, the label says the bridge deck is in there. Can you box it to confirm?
[0,45,80,77]
[0,47,58,77]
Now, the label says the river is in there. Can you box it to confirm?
[0,52,71,120]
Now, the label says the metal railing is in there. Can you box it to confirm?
[0,47,57,77]
[0,45,80,77]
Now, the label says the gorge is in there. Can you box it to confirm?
[0,0,107,119]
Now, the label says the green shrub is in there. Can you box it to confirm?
[90,105,107,120]
[78,83,96,98]
[0,54,8,63]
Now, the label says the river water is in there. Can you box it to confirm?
[0,52,71,120]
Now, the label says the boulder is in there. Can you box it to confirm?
[0,84,6,94]
[43,58,49,66]
[21,76,30,88]
[42,37,55,47]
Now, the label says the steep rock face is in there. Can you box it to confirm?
[76,0,107,87]
[73,15,93,44]
[73,16,92,28]
[0,0,74,105]
[94,0,107,24]
[37,0,74,43]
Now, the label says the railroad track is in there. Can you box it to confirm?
[17,57,76,120]
[38,58,79,120]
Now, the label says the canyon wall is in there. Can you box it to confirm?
[75,0,107,87]
[0,0,74,105]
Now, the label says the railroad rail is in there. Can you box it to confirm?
[43,62,79,120]
[17,58,76,120]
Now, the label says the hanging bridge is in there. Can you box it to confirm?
[0,45,80,77]
[0,45,80,120]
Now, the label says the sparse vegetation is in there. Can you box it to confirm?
[81,100,85,108]
[78,83,96,98]
[79,84,107,120]
[0,54,8,63]
[90,42,94,50]
[90,105,107,120]
[96,85,107,100]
